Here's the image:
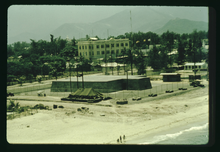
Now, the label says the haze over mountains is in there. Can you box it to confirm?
[8,6,208,44]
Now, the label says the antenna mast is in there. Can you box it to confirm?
[130,10,132,35]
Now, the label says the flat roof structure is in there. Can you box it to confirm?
[51,75,152,93]
[160,73,181,82]
[56,75,146,82]
[160,73,181,75]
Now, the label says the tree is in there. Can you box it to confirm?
[148,45,161,70]
[134,50,147,75]
[7,61,23,79]
[159,45,169,70]
[176,39,186,65]
[60,45,77,60]
[7,45,15,58]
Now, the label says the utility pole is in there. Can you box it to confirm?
[70,61,72,93]
[81,57,84,88]
[105,43,107,75]
[194,48,196,80]
[126,70,128,90]
[76,63,79,88]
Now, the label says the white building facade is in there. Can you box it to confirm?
[77,38,130,60]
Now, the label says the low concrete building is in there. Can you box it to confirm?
[160,73,181,82]
[51,75,152,93]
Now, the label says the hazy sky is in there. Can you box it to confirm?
[8,5,135,37]
[8,5,208,38]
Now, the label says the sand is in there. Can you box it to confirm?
[7,86,209,144]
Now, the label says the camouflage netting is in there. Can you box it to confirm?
[68,88,103,99]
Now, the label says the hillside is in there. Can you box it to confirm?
[153,18,208,35]
[8,6,208,44]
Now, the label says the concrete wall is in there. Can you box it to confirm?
[162,75,181,82]
[51,77,152,93]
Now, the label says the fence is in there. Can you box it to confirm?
[7,83,51,94]
[7,71,103,86]
[103,81,192,99]
[17,81,196,99]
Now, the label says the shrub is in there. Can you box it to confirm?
[38,77,42,83]
[33,104,45,109]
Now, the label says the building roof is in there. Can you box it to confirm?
[77,38,129,45]
[184,62,207,66]
[167,50,178,55]
[101,62,126,67]
[160,73,181,75]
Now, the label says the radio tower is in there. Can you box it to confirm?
[130,10,133,75]
[130,10,132,36]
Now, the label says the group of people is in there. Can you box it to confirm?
[117,135,125,143]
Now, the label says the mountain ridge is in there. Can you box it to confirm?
[153,18,208,35]
[8,7,208,44]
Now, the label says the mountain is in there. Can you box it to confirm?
[149,6,208,22]
[8,32,40,44]
[48,7,174,40]
[153,18,208,35]
[8,6,208,44]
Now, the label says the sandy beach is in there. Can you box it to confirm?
[7,85,209,144]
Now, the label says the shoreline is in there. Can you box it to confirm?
[125,115,208,144]
[7,88,208,144]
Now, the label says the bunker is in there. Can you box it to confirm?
[160,73,181,82]
[51,75,152,93]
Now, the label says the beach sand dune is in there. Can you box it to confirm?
[7,86,209,144]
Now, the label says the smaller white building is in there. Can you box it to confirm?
[184,62,208,70]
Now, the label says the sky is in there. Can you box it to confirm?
[8,5,208,40]
[8,5,135,37]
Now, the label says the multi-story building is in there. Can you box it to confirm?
[77,38,130,60]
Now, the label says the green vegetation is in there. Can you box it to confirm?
[7,100,51,120]
[7,30,208,84]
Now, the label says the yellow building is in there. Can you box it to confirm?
[77,38,130,60]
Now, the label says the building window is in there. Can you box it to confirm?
[121,49,124,53]
[106,44,109,48]
[199,66,201,69]
[89,52,91,55]
[101,45,104,48]
[125,43,128,46]
[111,44,114,47]
[97,51,100,55]
[80,52,81,56]
[116,43,119,47]
[111,50,115,54]
[116,50,119,54]
[79,46,81,49]
[195,66,197,68]
[85,46,87,49]
[106,50,110,54]
[97,45,99,49]
[102,51,105,55]
[121,43,124,47]
[82,46,84,49]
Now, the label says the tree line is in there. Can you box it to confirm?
[106,30,208,73]
[7,30,208,84]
